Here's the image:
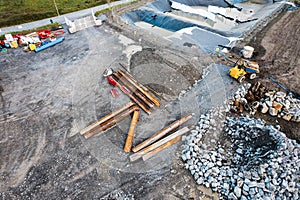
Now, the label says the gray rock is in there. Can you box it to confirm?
[251,171,260,181]
[272,178,279,186]
[236,148,243,154]
[181,154,187,161]
[194,173,199,180]
[190,169,195,175]
[244,171,252,179]
[281,179,288,189]
[243,183,249,192]
[248,181,257,188]
[186,152,191,160]
[293,192,299,200]
[240,195,247,200]
[249,187,257,195]
[207,162,214,169]
[234,186,242,198]
[238,172,244,178]
[228,192,238,200]
[223,182,230,190]
[196,177,204,185]
[216,161,222,166]
[211,182,218,188]
[258,188,264,196]
[205,182,210,188]
[227,169,233,177]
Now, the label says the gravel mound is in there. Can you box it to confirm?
[182,111,300,199]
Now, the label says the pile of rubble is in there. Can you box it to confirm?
[181,112,300,199]
[231,82,300,122]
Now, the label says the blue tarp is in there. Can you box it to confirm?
[34,37,64,53]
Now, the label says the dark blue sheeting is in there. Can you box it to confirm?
[171,0,229,7]
[123,8,237,37]
[34,37,64,53]
[168,27,231,52]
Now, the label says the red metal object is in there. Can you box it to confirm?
[110,88,119,98]
[107,76,117,86]
[53,29,65,37]
[38,30,51,39]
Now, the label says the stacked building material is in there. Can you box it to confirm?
[107,69,160,115]
[130,114,193,161]
[80,102,140,142]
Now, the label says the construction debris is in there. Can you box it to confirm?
[107,76,152,115]
[107,69,160,115]
[80,101,134,135]
[132,114,192,152]
[130,124,194,162]
[0,29,65,53]
[84,104,139,139]
[231,82,300,122]
[124,110,140,152]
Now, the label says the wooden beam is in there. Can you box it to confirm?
[124,110,140,152]
[132,114,192,152]
[83,105,139,139]
[129,125,194,162]
[119,70,160,107]
[142,135,181,161]
[80,101,134,135]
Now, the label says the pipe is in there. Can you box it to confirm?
[84,105,139,139]
[129,125,194,162]
[124,110,140,152]
[142,135,181,161]
[118,65,147,91]
[80,101,135,135]
[113,72,155,109]
[119,62,129,72]
[107,76,151,115]
[118,70,160,107]
[145,85,167,102]
[132,114,192,152]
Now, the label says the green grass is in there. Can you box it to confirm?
[0,0,116,28]
[0,22,62,40]
[94,0,138,16]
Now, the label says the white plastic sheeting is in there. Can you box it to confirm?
[208,5,227,15]
[170,1,216,22]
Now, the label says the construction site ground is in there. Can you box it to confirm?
[0,5,299,200]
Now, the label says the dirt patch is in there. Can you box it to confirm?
[222,9,300,140]
[248,9,300,140]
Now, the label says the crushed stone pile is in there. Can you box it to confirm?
[182,111,300,199]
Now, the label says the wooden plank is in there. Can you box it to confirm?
[132,114,192,152]
[129,125,194,162]
[119,70,160,107]
[80,101,134,135]
[142,135,182,161]
[83,106,139,139]
[124,110,140,152]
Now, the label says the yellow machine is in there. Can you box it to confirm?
[229,59,260,83]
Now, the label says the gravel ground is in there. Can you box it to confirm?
[0,22,232,199]
[0,3,299,200]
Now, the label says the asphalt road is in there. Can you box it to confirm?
[0,0,134,35]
